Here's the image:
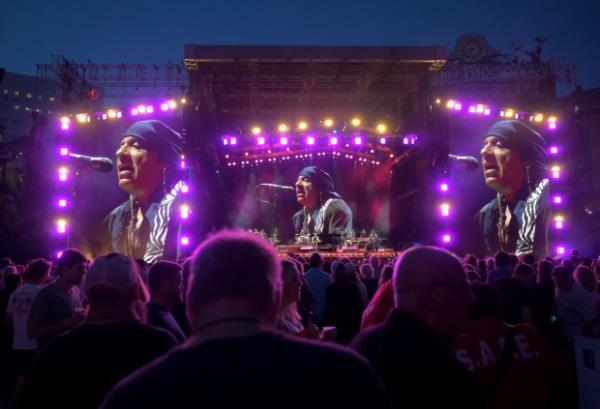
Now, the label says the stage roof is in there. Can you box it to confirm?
[183,45,447,125]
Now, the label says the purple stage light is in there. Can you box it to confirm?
[379,137,387,144]
[556,246,566,255]
[59,147,69,156]
[58,198,68,208]
[257,136,266,146]
[60,117,70,131]
[180,160,186,169]
[353,136,362,145]
[57,251,63,259]
[181,236,190,246]
[280,136,289,145]
[548,122,557,130]
[131,108,139,116]
[230,137,238,145]
[180,205,190,219]
[329,136,338,145]
[138,105,146,114]
[553,195,562,204]
[469,106,476,113]
[441,233,452,244]
[160,103,169,111]
[181,184,189,193]
[549,145,559,155]
[146,106,154,114]
[484,108,491,116]
[439,203,450,217]
[439,182,449,192]
[551,165,561,179]
[222,138,229,146]
[306,136,316,145]
[454,103,462,111]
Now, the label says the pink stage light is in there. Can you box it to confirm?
[181,236,190,246]
[441,233,452,244]
[484,108,491,116]
[556,246,566,255]
[469,106,476,113]
[57,251,63,259]
[353,136,362,145]
[58,198,68,208]
[59,147,69,156]
[146,106,154,114]
[131,108,139,116]
[440,203,450,217]
[553,195,562,204]
[181,184,189,193]
[180,205,190,219]
[257,136,266,146]
[306,136,316,145]
[549,146,559,155]
[551,166,561,179]
[280,136,289,145]
[222,138,229,146]
[454,103,462,111]
[160,103,169,111]
[548,122,557,130]
[230,137,238,145]
[180,160,186,169]
[329,136,338,145]
[439,182,449,192]
[379,137,387,144]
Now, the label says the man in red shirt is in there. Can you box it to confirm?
[453,282,572,408]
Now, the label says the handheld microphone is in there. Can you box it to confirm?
[256,183,295,191]
[448,154,479,171]
[68,153,114,173]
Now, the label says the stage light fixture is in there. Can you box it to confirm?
[138,105,147,114]
[446,100,455,109]
[60,116,70,131]
[56,219,67,234]
[504,109,515,118]
[440,203,450,217]
[306,136,316,146]
[180,97,187,104]
[59,147,69,156]
[351,117,361,127]
[107,109,117,119]
[484,108,491,116]
[549,145,559,155]
[329,136,338,145]
[435,98,441,104]
[439,182,449,192]
[551,165,561,179]
[469,106,476,113]
[476,104,484,113]
[230,137,238,145]
[441,233,452,244]
[181,236,190,246]
[353,136,362,145]
[553,195,562,204]
[323,118,334,128]
[58,167,69,181]
[379,137,386,145]
[534,113,544,122]
[278,123,289,133]
[160,103,169,111]
[376,124,387,134]
[298,121,308,131]
[554,215,564,229]
[76,113,90,123]
[556,246,565,255]
[131,108,139,116]
[257,136,266,145]
[548,122,557,130]
[146,106,154,114]
[280,136,289,145]
[251,126,262,136]
[167,100,177,109]
[180,204,190,219]
[181,184,189,193]
[58,198,68,208]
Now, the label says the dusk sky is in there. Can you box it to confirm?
[2,0,599,93]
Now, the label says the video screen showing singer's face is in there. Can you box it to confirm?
[116,136,164,197]
[294,175,318,210]
[480,135,526,195]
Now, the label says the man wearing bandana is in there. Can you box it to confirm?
[293,166,353,245]
[475,120,550,258]
[105,120,185,263]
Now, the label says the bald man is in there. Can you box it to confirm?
[351,246,482,409]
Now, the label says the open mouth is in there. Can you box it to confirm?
[483,163,499,177]
[118,164,134,178]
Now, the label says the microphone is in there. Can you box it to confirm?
[448,154,479,171]
[256,183,295,191]
[68,153,114,173]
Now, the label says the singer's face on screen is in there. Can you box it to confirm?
[480,136,525,195]
[116,136,163,198]
[295,176,318,210]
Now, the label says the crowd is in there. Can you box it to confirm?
[0,232,598,408]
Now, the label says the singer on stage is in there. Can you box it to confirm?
[104,120,185,263]
[475,120,550,258]
[293,166,352,244]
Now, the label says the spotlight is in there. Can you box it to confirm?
[230,137,238,145]
[60,116,70,131]
[76,113,90,123]
[306,136,316,146]
[180,204,190,219]
[553,195,562,204]
[59,147,69,156]
[376,124,387,134]
[549,145,559,155]
[435,98,441,104]
[469,106,476,113]
[107,109,117,119]
[439,182,449,192]
[181,184,190,193]
[534,113,544,122]
[351,117,361,127]
[56,219,67,234]
[484,108,491,116]
[476,104,484,113]
[257,136,266,145]
[280,136,289,145]
[138,105,146,114]
[504,109,514,118]
[298,121,308,131]
[554,215,564,229]
[440,203,450,217]
[167,100,177,109]
[131,108,139,116]
[146,106,154,114]
[58,167,69,182]
[379,137,386,145]
[181,236,190,246]
[180,97,187,104]
[446,100,455,109]
[58,198,68,208]
[329,136,338,145]
[160,103,169,111]
[441,233,452,244]
[323,118,334,128]
[353,136,362,145]
[251,126,262,136]
[551,165,561,179]
[278,123,289,133]
[548,122,557,130]
[556,246,566,255]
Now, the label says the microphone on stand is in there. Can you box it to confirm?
[448,154,479,171]
[68,153,114,173]
[256,183,295,191]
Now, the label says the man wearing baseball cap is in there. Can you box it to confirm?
[19,253,175,409]
[476,120,550,257]
[105,120,185,263]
